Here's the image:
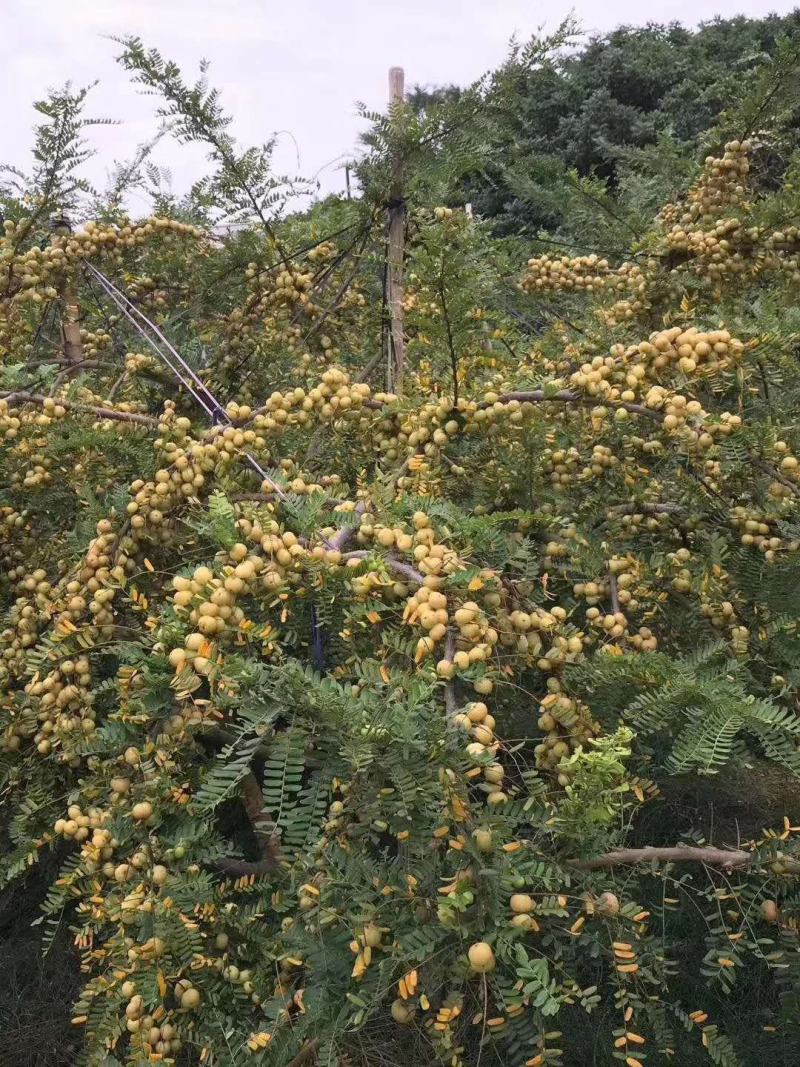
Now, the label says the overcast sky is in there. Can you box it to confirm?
[2,0,799,210]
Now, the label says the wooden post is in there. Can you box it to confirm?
[61,281,84,366]
[386,66,406,394]
[50,216,83,368]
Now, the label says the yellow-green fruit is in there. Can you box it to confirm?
[391,998,413,1024]
[363,923,382,948]
[473,827,493,852]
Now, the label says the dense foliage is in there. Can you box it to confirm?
[409,12,800,238]
[3,22,800,1067]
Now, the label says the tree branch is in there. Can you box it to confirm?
[569,845,800,873]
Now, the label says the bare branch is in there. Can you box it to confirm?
[569,845,800,873]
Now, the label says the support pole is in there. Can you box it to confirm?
[50,216,83,369]
[386,66,406,394]
[60,281,84,366]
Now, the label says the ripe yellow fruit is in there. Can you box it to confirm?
[132,801,153,821]
[761,899,779,923]
[180,987,201,1009]
[595,891,620,917]
[509,893,534,914]
[468,941,496,973]
[483,763,504,784]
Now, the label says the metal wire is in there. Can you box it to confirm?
[83,262,221,421]
[82,261,288,500]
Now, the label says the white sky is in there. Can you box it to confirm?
[2,0,799,210]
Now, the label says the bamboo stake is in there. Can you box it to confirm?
[60,280,84,366]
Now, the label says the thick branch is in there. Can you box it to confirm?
[208,857,277,878]
[607,502,684,515]
[240,770,279,865]
[443,630,458,722]
[212,844,800,881]
[325,501,368,552]
[286,1039,321,1067]
[607,570,620,614]
[756,459,800,498]
[341,549,423,584]
[570,845,800,873]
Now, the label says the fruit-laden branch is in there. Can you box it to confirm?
[0,391,159,426]
[570,845,800,873]
[479,390,662,421]
[241,382,663,427]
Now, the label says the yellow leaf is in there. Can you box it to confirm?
[157,971,166,997]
